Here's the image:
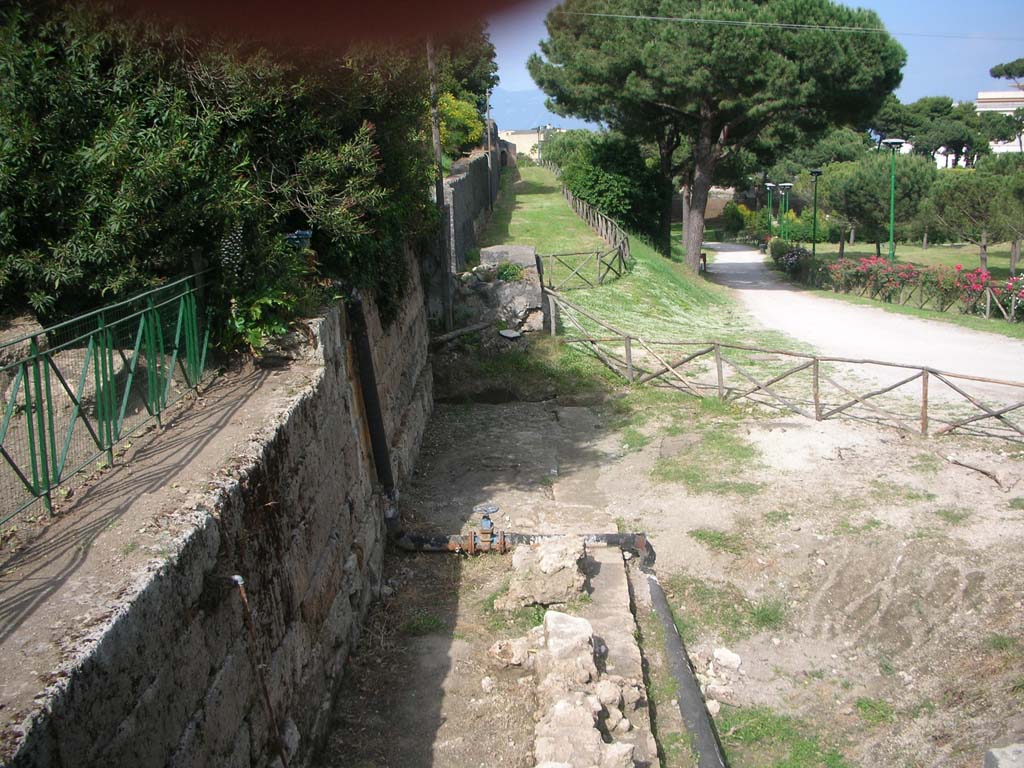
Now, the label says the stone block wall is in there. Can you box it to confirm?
[444,148,499,273]
[9,253,432,767]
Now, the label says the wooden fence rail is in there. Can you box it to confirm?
[534,161,632,290]
[544,288,1024,442]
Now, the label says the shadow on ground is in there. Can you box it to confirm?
[316,367,624,767]
[0,368,268,643]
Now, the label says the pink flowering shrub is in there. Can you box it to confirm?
[815,256,1021,321]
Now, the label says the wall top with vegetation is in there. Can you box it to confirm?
[0,3,498,350]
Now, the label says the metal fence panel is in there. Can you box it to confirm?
[0,275,209,528]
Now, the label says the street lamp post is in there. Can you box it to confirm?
[778,183,793,240]
[765,182,776,238]
[810,169,823,258]
[881,138,905,263]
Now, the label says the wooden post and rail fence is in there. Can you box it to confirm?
[538,182,631,292]
[543,287,1024,443]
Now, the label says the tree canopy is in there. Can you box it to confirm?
[0,2,496,343]
[528,0,905,268]
[990,57,1024,88]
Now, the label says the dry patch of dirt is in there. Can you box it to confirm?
[347,381,1024,767]
[318,553,537,768]
[611,408,1024,767]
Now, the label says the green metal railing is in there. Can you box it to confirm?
[0,275,210,527]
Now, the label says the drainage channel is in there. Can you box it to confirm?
[383,504,726,768]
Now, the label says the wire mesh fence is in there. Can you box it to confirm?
[0,275,210,528]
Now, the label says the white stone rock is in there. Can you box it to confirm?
[481,676,496,693]
[706,699,721,716]
[488,637,530,667]
[545,613,595,661]
[594,679,622,707]
[713,647,742,670]
[985,744,1024,768]
[601,742,635,768]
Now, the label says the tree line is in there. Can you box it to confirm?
[527,0,1023,273]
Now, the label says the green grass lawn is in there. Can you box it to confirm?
[479,167,606,254]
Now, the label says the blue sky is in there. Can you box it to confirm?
[487,0,1024,101]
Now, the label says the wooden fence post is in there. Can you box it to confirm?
[921,369,929,436]
[813,358,821,420]
[714,343,724,400]
[625,336,634,383]
[548,293,558,339]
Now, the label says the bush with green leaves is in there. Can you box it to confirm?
[721,202,745,235]
[0,2,498,349]
[542,130,666,241]
[769,238,792,263]
[439,92,484,157]
[495,262,524,282]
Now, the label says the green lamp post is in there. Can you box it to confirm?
[881,138,905,263]
[778,182,793,240]
[765,182,776,238]
[810,169,823,258]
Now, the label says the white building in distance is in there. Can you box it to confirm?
[976,87,1024,156]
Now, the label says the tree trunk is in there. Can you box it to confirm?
[682,127,722,272]
[849,227,856,246]
[875,240,881,258]
[684,166,714,272]
[922,227,929,250]
[680,184,690,247]
[656,145,675,256]
[1012,238,1021,276]
[980,230,988,272]
[838,230,846,258]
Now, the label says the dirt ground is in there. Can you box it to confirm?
[325,346,1024,767]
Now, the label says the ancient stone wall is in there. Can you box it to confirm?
[444,148,499,273]
[9,252,432,767]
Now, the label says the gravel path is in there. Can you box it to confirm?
[706,244,1024,406]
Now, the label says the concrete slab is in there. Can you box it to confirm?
[987,744,1024,768]
[480,245,537,267]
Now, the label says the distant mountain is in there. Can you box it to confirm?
[490,87,597,132]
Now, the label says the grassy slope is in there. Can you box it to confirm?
[479,167,606,253]
[485,166,797,349]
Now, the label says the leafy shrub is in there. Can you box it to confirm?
[0,2,462,348]
[721,202,745,235]
[778,246,812,276]
[543,130,666,242]
[439,92,484,156]
[495,261,524,282]
[769,238,792,264]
